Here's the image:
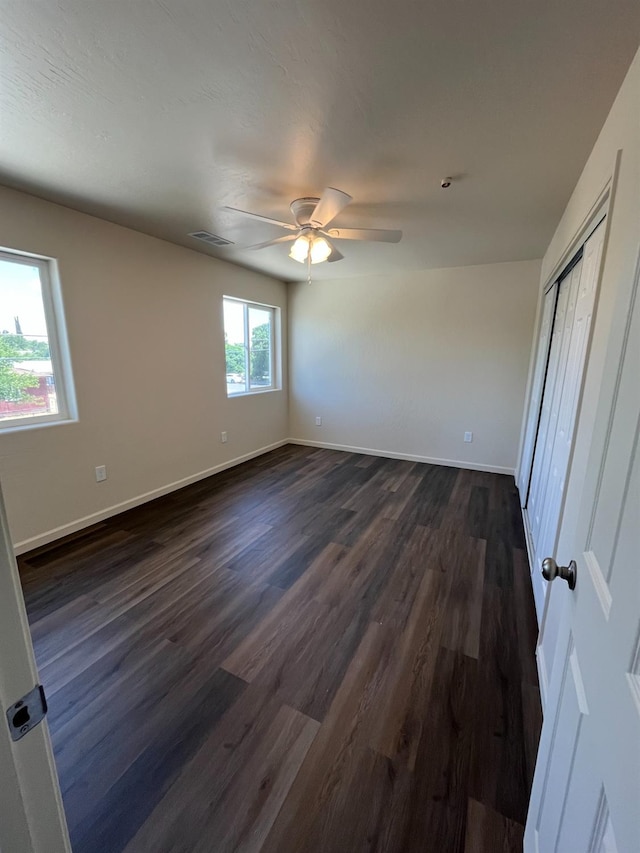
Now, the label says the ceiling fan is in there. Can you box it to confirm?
[223,187,402,267]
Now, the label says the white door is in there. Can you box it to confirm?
[0,479,70,852]
[525,254,640,851]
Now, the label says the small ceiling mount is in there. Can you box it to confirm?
[440,177,452,189]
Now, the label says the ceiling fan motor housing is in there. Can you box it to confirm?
[290,197,321,227]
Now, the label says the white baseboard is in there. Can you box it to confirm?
[287,437,515,476]
[13,439,288,555]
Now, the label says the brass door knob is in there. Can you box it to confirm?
[541,557,577,590]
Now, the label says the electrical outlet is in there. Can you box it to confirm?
[95,465,107,482]
[221,431,228,443]
[464,431,473,443]
[315,416,322,426]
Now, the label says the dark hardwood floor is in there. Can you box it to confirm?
[19,444,542,853]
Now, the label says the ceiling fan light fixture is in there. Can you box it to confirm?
[310,236,331,264]
[289,234,331,264]
[289,235,310,263]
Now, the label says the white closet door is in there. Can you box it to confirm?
[527,218,606,621]
[527,263,580,595]
[529,261,582,552]
[533,219,606,632]
[536,222,605,566]
[518,282,557,501]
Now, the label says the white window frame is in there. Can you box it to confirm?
[0,248,77,432]
[223,296,279,397]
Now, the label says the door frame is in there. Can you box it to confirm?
[0,477,71,852]
[515,151,621,703]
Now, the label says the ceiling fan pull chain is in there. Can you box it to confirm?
[307,252,312,285]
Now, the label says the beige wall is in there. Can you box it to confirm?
[0,186,288,551]
[288,260,541,474]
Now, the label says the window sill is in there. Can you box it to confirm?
[0,415,79,435]
[226,387,282,399]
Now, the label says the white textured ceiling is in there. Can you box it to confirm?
[1,1,638,282]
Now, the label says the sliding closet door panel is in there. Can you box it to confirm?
[527,266,578,547]
[529,261,582,552]
[536,220,606,569]
[527,279,569,524]
[518,283,557,502]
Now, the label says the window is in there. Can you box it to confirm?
[223,297,277,396]
[0,249,76,430]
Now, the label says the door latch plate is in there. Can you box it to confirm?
[6,684,48,741]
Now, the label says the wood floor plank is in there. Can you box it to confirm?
[38,560,232,692]
[222,541,348,683]
[467,485,490,539]
[521,682,543,794]
[190,704,319,853]
[259,620,391,853]
[368,571,447,768]
[440,534,486,659]
[409,463,459,528]
[397,648,478,853]
[380,472,422,521]
[221,527,311,582]
[47,626,191,735]
[266,513,353,589]
[20,526,131,573]
[367,530,451,766]
[121,687,312,853]
[469,583,530,824]
[464,797,524,853]
[69,667,246,852]
[18,444,541,853]
[513,546,540,687]
[21,533,160,621]
[381,459,417,492]
[32,550,205,668]
[483,477,518,588]
[226,521,406,721]
[55,640,196,821]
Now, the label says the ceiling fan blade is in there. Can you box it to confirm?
[223,206,297,231]
[245,234,297,250]
[325,237,344,263]
[309,188,353,228]
[327,227,403,243]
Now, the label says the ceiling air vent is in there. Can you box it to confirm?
[188,230,233,248]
